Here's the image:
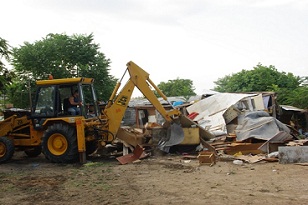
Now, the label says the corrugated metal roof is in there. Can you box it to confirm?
[280,105,307,112]
[186,93,257,134]
[129,96,186,107]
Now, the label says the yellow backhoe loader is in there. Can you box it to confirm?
[0,61,188,163]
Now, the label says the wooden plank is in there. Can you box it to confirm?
[224,143,264,155]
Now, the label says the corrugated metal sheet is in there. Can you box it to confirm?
[129,96,186,107]
[280,105,307,112]
[186,93,257,134]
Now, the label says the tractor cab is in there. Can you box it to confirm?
[31,77,99,129]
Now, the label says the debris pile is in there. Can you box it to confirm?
[116,92,308,165]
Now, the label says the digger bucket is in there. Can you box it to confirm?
[156,114,215,153]
[157,122,184,152]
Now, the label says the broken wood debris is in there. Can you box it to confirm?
[197,151,216,166]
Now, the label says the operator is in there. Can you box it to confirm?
[68,90,82,115]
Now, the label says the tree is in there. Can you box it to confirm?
[10,33,117,108]
[214,64,300,92]
[5,80,30,108]
[284,86,308,109]
[157,78,196,99]
[282,77,308,109]
[213,63,308,108]
[0,37,15,94]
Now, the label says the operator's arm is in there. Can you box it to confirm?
[69,96,82,106]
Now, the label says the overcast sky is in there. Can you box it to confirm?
[2,0,308,96]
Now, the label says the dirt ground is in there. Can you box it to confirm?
[0,151,307,205]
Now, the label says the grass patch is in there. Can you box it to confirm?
[82,162,111,168]
[0,183,16,192]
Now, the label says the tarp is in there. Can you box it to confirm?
[258,131,293,153]
[235,111,290,141]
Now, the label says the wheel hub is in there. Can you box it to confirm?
[48,134,68,156]
[54,138,64,149]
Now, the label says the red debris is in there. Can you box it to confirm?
[187,112,199,120]
[116,145,145,165]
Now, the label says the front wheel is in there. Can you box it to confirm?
[42,123,78,163]
[0,137,15,163]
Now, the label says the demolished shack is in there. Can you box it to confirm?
[117,96,214,155]
[116,91,308,164]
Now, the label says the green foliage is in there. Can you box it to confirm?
[0,37,15,94]
[214,64,300,92]
[157,78,196,99]
[78,52,117,101]
[6,79,33,109]
[0,37,12,68]
[10,33,117,107]
[284,85,308,109]
[214,63,308,109]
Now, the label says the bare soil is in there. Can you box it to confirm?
[0,152,307,205]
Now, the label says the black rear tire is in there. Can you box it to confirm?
[42,123,78,163]
[0,137,15,163]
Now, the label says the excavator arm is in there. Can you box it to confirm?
[103,61,182,138]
